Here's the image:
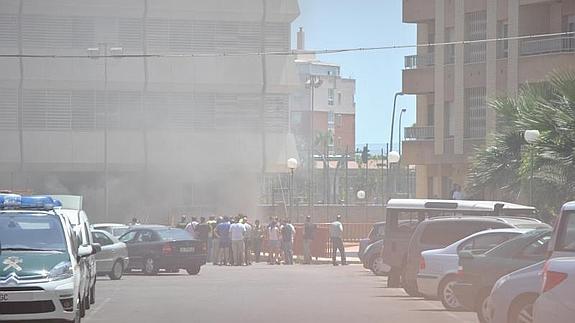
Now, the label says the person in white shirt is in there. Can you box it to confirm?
[185,217,199,239]
[229,217,247,266]
[329,215,346,266]
[242,216,253,265]
[268,218,281,265]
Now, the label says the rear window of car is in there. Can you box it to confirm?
[419,220,508,246]
[557,210,575,252]
[156,228,193,241]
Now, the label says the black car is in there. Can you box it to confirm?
[452,228,552,323]
[401,216,547,296]
[119,225,207,275]
[359,222,385,263]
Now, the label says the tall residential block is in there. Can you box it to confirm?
[402,0,575,199]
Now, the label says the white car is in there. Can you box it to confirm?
[488,261,544,323]
[92,223,130,237]
[533,257,575,323]
[53,195,98,311]
[417,228,529,310]
[0,194,100,323]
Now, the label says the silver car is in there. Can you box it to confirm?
[91,229,129,280]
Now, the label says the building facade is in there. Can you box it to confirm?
[0,0,300,222]
[401,0,575,199]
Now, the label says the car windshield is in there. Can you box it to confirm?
[156,228,193,241]
[485,229,551,258]
[0,213,67,252]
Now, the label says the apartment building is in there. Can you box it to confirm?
[0,0,300,221]
[290,28,356,157]
[401,0,575,199]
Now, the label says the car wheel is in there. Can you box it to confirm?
[143,257,158,275]
[89,283,95,305]
[186,264,201,275]
[439,276,464,311]
[109,260,124,280]
[508,295,537,323]
[370,255,390,276]
[387,268,401,288]
[475,290,491,323]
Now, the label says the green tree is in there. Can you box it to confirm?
[467,71,575,213]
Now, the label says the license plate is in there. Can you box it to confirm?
[0,293,8,302]
[180,247,194,253]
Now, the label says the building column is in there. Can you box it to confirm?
[434,0,445,155]
[454,0,465,155]
[507,0,519,95]
[486,0,498,135]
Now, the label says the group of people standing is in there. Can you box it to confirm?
[175,214,347,266]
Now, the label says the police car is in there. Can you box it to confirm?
[0,194,100,322]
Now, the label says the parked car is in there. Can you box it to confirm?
[0,194,100,323]
[488,261,545,323]
[453,228,552,323]
[403,216,547,296]
[119,225,208,275]
[417,228,531,309]
[532,201,575,323]
[362,220,419,276]
[359,221,385,262]
[382,199,538,289]
[533,257,575,323]
[91,229,129,280]
[54,197,98,310]
[92,223,130,237]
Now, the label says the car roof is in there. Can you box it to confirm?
[127,225,167,230]
[0,210,56,216]
[562,201,575,211]
[93,223,128,228]
[387,199,536,212]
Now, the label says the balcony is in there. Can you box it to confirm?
[404,53,434,69]
[520,36,575,56]
[404,126,434,140]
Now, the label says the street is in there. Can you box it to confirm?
[85,264,476,323]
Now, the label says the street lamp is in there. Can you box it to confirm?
[389,92,404,152]
[398,108,407,155]
[306,76,323,215]
[524,130,540,205]
[287,158,298,221]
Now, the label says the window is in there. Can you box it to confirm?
[338,92,342,105]
[497,21,508,58]
[120,231,137,243]
[138,230,156,242]
[464,11,487,63]
[464,87,487,138]
[93,231,114,246]
[328,88,335,106]
[558,211,575,251]
[445,28,455,64]
[336,114,343,127]
[0,214,67,252]
[427,104,435,126]
[521,235,551,258]
[457,232,519,252]
[419,221,508,246]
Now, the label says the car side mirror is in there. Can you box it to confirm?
[78,244,101,258]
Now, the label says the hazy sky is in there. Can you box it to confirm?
[292,0,416,149]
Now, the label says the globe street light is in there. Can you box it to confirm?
[357,190,367,221]
[287,158,298,221]
[524,130,540,205]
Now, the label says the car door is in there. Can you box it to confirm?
[92,231,115,273]
[133,230,161,259]
[120,230,142,268]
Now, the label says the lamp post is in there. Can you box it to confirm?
[524,130,540,205]
[287,158,299,222]
[398,108,407,155]
[357,190,367,221]
[387,151,400,199]
[306,76,323,216]
[389,92,404,152]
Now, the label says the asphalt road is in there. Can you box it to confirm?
[85,264,477,323]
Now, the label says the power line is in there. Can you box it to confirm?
[0,31,573,59]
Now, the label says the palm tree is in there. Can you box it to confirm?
[467,71,575,213]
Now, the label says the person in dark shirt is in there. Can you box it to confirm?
[251,220,265,263]
[303,216,317,264]
[281,219,295,265]
[195,217,210,241]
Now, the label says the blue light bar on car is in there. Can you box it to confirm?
[0,194,59,210]
[0,193,22,208]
